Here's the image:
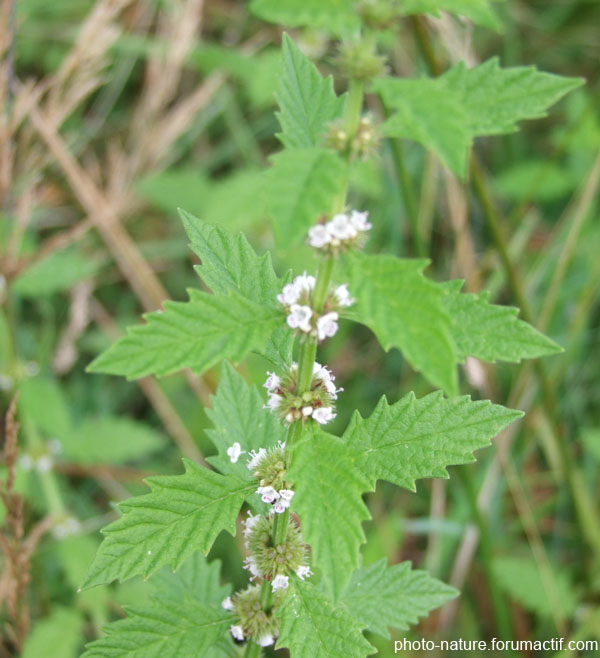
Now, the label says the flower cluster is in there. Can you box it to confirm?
[243,513,311,588]
[247,441,295,514]
[325,116,380,159]
[222,583,285,647]
[308,209,372,254]
[264,362,341,425]
[277,274,354,342]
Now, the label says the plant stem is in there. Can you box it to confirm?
[243,638,262,658]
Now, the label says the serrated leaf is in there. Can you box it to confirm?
[277,578,375,658]
[378,78,470,176]
[151,553,231,605]
[81,599,231,658]
[61,417,166,464]
[180,211,282,306]
[250,0,360,34]
[179,212,294,368]
[339,559,457,638]
[87,290,284,380]
[493,556,578,619]
[344,392,522,490]
[344,252,458,395]
[399,0,503,31]
[441,280,562,362]
[276,34,344,149]
[82,461,254,588]
[442,58,583,136]
[13,247,101,298]
[288,426,372,599]
[268,147,348,246]
[375,60,582,177]
[206,361,286,480]
[22,607,83,658]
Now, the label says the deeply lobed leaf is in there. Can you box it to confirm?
[180,211,293,367]
[441,280,562,362]
[277,578,375,658]
[87,290,283,380]
[288,427,372,599]
[344,252,459,395]
[375,59,582,177]
[81,599,231,658]
[206,361,286,480]
[344,392,523,490]
[82,461,254,588]
[339,559,457,638]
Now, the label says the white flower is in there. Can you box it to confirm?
[316,312,338,341]
[264,371,281,391]
[243,511,260,537]
[349,209,371,232]
[227,442,243,463]
[258,633,275,647]
[312,407,336,425]
[294,272,316,294]
[272,574,289,591]
[296,565,313,580]
[273,500,287,514]
[334,283,354,307]
[244,556,261,578]
[279,489,295,502]
[285,412,294,423]
[265,393,282,412]
[277,282,300,305]
[257,485,280,504]
[247,448,267,471]
[328,213,357,240]
[230,625,244,641]
[222,596,234,611]
[308,224,331,248]
[301,405,313,417]
[287,304,313,332]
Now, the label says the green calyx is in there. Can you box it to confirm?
[337,40,387,81]
[251,442,289,490]
[231,584,284,643]
[247,515,310,579]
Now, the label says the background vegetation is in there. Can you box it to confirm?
[1,0,599,656]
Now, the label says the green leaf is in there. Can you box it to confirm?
[344,252,458,395]
[399,0,503,31]
[268,147,348,247]
[81,599,231,658]
[13,247,102,298]
[179,212,293,368]
[206,361,286,480]
[288,426,372,599]
[442,58,583,136]
[344,392,523,490]
[87,290,284,380]
[61,417,166,465]
[277,578,375,658]
[276,34,344,149]
[180,211,282,306]
[340,559,457,638]
[375,60,582,177]
[151,554,231,605]
[377,78,470,176]
[250,0,360,34]
[493,556,578,619]
[441,280,562,362]
[82,460,254,588]
[22,607,83,658]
